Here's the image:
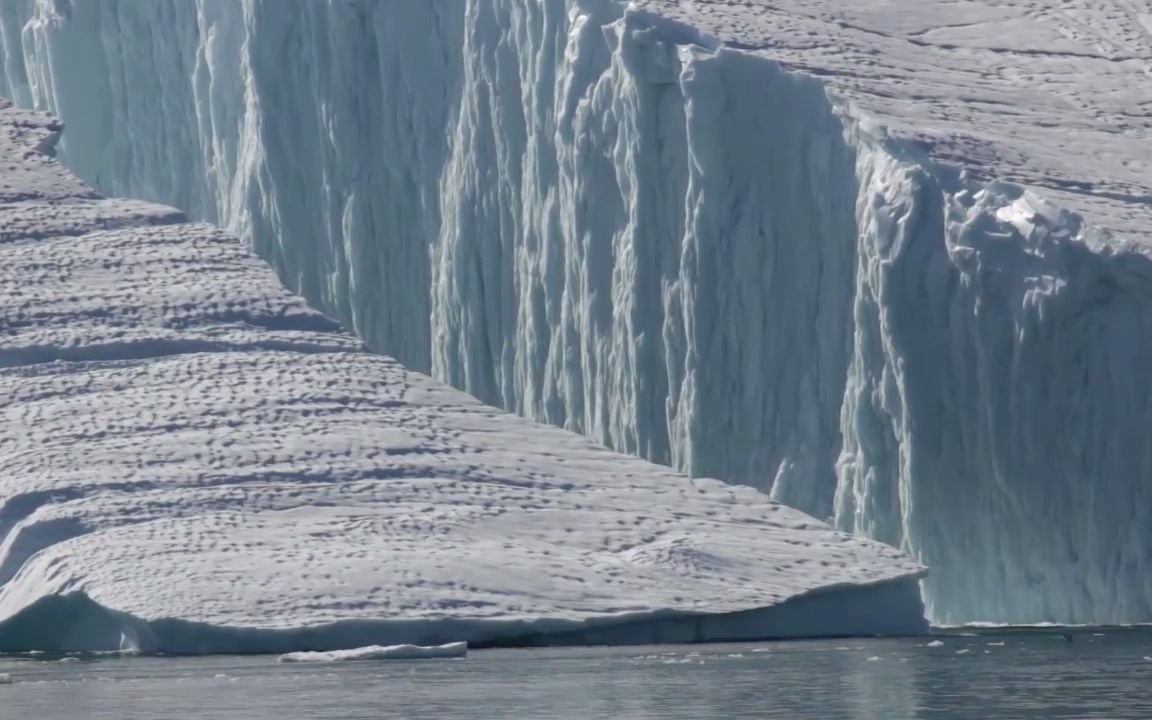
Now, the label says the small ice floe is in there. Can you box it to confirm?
[866,656,882,662]
[278,642,467,664]
[986,641,1005,647]
[0,673,11,685]
[955,649,970,655]
[926,640,945,648]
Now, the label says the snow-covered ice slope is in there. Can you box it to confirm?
[0,100,926,653]
[1,0,1150,625]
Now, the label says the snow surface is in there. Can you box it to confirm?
[278,642,468,663]
[0,100,926,653]
[2,0,1150,626]
[634,0,1152,238]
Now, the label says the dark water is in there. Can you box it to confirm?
[2,630,1151,719]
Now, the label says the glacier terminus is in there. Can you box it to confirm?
[1,0,1151,631]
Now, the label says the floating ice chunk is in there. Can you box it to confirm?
[278,642,468,663]
[0,673,10,684]
[0,100,927,654]
[926,640,945,648]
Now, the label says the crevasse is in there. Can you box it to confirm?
[2,0,1150,626]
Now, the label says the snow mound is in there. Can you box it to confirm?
[278,642,467,663]
[0,100,926,653]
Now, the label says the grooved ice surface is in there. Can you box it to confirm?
[2,0,1151,625]
[0,100,925,653]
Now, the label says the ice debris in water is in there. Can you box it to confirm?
[278,642,468,663]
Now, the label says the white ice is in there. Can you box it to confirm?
[0,100,925,654]
[2,0,1150,626]
[278,642,468,663]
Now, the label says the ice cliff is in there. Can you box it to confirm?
[0,99,926,653]
[1,0,1150,626]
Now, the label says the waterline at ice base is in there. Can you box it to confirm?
[2,0,1152,633]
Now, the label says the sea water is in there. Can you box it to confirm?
[1,630,1149,719]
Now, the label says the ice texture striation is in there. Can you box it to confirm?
[1,0,1150,626]
[0,99,926,653]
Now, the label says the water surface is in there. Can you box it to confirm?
[3,630,1150,719]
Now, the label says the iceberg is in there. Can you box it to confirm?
[2,0,1150,626]
[0,100,926,653]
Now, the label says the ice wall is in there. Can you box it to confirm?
[2,0,1151,626]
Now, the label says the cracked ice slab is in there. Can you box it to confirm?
[0,100,926,653]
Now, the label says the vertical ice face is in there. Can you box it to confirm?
[432,5,859,521]
[3,0,1151,626]
[837,162,1152,624]
[0,0,464,370]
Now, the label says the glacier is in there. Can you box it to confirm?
[0,99,927,653]
[1,0,1150,626]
